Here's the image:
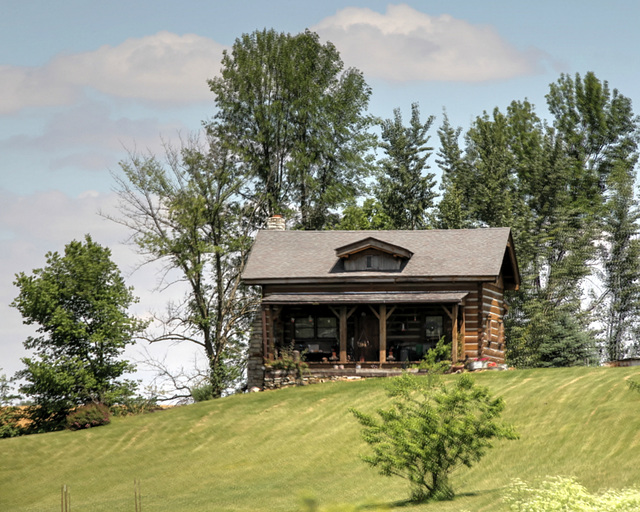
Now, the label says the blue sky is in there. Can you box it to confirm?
[2,0,639,388]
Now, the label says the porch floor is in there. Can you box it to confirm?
[303,361,422,378]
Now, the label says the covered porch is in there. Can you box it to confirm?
[260,291,468,366]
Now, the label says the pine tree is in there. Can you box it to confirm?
[376,103,436,229]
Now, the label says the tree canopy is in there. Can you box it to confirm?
[436,72,640,366]
[208,28,375,230]
[11,236,143,431]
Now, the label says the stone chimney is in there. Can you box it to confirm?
[266,214,286,231]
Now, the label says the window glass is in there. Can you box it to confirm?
[294,317,314,339]
[317,317,337,339]
[424,316,443,339]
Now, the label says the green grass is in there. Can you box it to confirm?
[2,367,640,511]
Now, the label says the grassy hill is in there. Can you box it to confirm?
[1,367,640,511]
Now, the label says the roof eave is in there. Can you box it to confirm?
[242,274,501,286]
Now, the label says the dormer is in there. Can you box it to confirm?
[335,237,413,271]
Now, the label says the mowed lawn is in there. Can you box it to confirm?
[2,367,640,512]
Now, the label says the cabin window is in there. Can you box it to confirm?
[424,316,443,341]
[289,313,338,361]
[294,316,337,339]
[294,317,315,339]
[317,317,337,338]
[343,250,402,271]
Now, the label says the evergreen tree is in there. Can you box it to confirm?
[435,112,471,229]
[436,73,639,367]
[376,103,436,229]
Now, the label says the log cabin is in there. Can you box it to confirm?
[242,217,520,389]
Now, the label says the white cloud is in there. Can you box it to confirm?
[0,32,226,114]
[313,4,545,82]
[0,100,192,171]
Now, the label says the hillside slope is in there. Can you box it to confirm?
[1,367,640,512]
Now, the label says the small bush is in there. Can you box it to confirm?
[0,406,27,438]
[191,384,214,402]
[417,336,451,373]
[269,348,308,381]
[66,403,110,430]
[504,476,640,511]
[110,396,160,417]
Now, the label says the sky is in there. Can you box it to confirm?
[2,0,639,392]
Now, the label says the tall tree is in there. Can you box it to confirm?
[596,148,640,361]
[376,103,437,229]
[435,112,471,229]
[208,28,375,230]
[435,73,640,367]
[109,136,259,399]
[545,72,640,363]
[11,236,143,431]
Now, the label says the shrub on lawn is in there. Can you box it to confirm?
[110,396,160,416]
[0,406,27,438]
[66,403,110,430]
[504,476,640,511]
[351,373,518,502]
[191,384,215,402]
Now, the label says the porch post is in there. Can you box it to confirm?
[461,301,466,361]
[379,304,387,363]
[261,306,270,361]
[452,304,459,363]
[339,306,348,363]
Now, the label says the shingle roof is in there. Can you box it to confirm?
[242,228,517,284]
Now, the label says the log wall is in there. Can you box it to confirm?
[249,278,510,388]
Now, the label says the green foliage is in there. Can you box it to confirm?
[11,236,143,432]
[435,112,472,229]
[0,373,25,437]
[504,476,640,511]
[376,103,436,229]
[417,336,451,373]
[508,302,598,368]
[109,396,160,417]
[628,380,640,394]
[112,137,257,399]
[596,150,640,361]
[209,28,375,230]
[66,403,111,431]
[333,199,394,230]
[190,383,214,403]
[350,373,518,502]
[268,347,309,381]
[436,72,640,368]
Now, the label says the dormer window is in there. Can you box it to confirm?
[335,237,413,272]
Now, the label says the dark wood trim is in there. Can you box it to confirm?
[339,306,347,363]
[452,303,459,363]
[261,307,268,361]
